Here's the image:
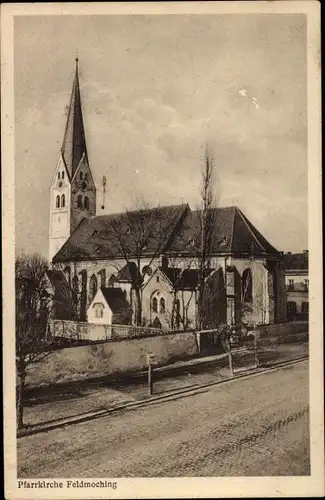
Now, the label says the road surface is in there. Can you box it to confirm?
[18,360,310,477]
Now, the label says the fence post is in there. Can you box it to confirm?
[147,354,154,396]
[254,325,260,369]
[228,341,234,376]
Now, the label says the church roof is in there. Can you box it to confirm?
[53,204,189,262]
[166,206,280,257]
[61,58,88,179]
[52,204,280,263]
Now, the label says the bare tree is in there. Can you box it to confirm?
[15,252,52,430]
[97,200,185,326]
[196,146,218,330]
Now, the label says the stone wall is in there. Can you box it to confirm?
[26,330,199,388]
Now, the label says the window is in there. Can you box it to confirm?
[287,301,297,317]
[152,297,158,313]
[85,173,88,181]
[301,302,309,313]
[56,195,60,208]
[61,194,65,207]
[159,297,165,314]
[58,172,60,180]
[156,276,160,283]
[94,302,104,318]
[84,196,89,210]
[62,171,65,179]
[304,279,309,291]
[89,274,98,303]
[77,195,82,208]
[98,269,106,288]
[288,279,294,290]
[80,172,83,181]
[242,268,253,302]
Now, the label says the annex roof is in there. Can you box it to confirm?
[100,287,131,314]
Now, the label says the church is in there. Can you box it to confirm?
[46,59,287,332]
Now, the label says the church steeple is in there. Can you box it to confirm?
[61,57,88,179]
[49,58,96,263]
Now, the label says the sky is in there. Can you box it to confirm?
[14,14,307,258]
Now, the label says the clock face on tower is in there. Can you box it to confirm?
[58,181,63,188]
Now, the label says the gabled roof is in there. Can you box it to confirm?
[100,287,130,314]
[115,262,141,284]
[166,206,279,257]
[160,267,199,291]
[53,204,189,262]
[284,252,308,270]
[61,58,88,180]
[45,270,73,304]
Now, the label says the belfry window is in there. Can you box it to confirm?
[61,194,65,208]
[62,171,65,179]
[77,195,82,208]
[80,172,84,181]
[84,196,89,210]
[58,172,60,180]
[56,195,60,208]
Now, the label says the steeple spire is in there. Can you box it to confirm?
[61,57,88,178]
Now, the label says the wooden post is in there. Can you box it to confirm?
[228,344,234,376]
[254,325,260,369]
[147,354,154,396]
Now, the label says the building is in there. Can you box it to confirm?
[284,251,309,321]
[48,59,287,329]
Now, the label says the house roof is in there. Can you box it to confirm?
[53,204,189,262]
[100,287,130,314]
[160,267,199,291]
[284,252,309,270]
[166,206,279,256]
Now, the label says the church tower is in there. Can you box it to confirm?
[49,58,96,262]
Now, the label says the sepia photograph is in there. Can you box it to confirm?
[2,2,323,499]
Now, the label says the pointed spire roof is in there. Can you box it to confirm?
[61,58,88,179]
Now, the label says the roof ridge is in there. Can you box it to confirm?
[229,206,237,253]
[235,207,267,252]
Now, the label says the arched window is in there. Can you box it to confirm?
[242,268,253,302]
[77,195,82,208]
[93,302,104,318]
[85,173,88,181]
[98,269,106,288]
[152,297,158,313]
[58,172,60,180]
[80,172,83,181]
[63,266,71,287]
[61,194,65,208]
[89,274,98,303]
[62,171,65,179]
[72,274,79,294]
[56,195,60,208]
[159,297,166,314]
[84,196,89,210]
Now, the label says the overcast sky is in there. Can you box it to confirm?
[15,14,307,258]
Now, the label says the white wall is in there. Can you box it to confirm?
[87,289,112,325]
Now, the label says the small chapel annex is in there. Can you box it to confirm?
[46,59,287,331]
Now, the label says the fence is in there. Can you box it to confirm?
[49,319,170,342]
